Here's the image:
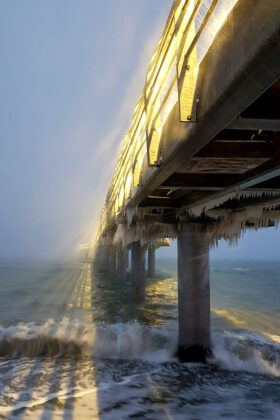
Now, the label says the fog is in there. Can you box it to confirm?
[1,0,279,261]
[0,0,172,258]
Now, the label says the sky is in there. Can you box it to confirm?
[0,0,172,258]
[0,0,279,260]
[158,227,280,260]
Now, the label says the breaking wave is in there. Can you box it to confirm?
[0,318,176,360]
[1,318,280,376]
[211,331,280,376]
[0,318,88,357]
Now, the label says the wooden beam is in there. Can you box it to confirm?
[229,118,280,131]
[252,176,280,189]
[142,214,178,223]
[158,172,280,195]
[177,159,280,215]
[246,188,280,194]
[161,173,240,190]
[140,196,178,208]
[195,140,274,159]
[214,196,280,211]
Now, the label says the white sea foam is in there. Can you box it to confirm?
[1,317,280,380]
[1,320,280,418]
[93,321,176,360]
[0,318,177,360]
[211,331,280,376]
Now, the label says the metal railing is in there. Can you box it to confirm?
[93,0,239,247]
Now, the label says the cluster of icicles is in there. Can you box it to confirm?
[106,190,280,248]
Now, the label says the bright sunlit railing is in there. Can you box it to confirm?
[94,0,239,245]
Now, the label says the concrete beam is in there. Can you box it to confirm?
[161,173,239,190]
[195,140,274,159]
[229,118,280,131]
[140,196,178,208]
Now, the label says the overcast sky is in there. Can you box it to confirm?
[0,0,172,258]
[0,1,279,260]
[158,227,280,260]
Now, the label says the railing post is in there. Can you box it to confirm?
[177,223,211,362]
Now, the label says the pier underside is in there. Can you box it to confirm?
[140,78,280,234]
[95,78,280,363]
[93,0,280,363]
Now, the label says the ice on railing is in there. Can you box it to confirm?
[94,0,240,244]
[195,0,239,64]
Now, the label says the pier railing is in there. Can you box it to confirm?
[95,0,239,245]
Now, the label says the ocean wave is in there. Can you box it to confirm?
[1,318,280,377]
[0,318,176,360]
[0,318,88,357]
[211,331,280,376]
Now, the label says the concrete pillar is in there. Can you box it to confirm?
[124,248,129,271]
[116,242,126,277]
[177,224,211,363]
[127,246,131,271]
[131,241,146,301]
[94,245,109,271]
[147,246,156,278]
[108,245,116,275]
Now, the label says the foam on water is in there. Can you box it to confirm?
[211,331,280,376]
[1,319,280,418]
[0,318,177,361]
[1,318,280,375]
[0,318,90,357]
[1,258,280,418]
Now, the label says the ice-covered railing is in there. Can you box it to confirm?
[95,0,238,242]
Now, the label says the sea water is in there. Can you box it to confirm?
[0,257,280,419]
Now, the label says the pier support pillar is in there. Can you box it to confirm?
[126,247,131,271]
[131,241,146,301]
[116,242,127,278]
[147,246,156,278]
[124,248,129,271]
[177,224,210,363]
[108,245,116,276]
[94,245,109,271]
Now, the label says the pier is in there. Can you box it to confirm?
[92,0,280,362]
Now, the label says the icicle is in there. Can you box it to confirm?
[136,222,177,247]
[189,190,280,218]
[126,207,135,227]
